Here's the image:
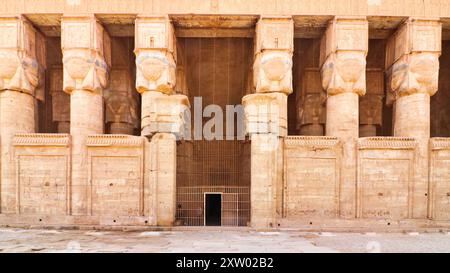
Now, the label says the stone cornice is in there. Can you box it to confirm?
[358,137,417,150]
[86,134,144,147]
[13,133,70,147]
[284,136,340,148]
[430,137,450,150]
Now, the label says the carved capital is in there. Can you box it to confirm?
[141,91,190,137]
[242,92,287,136]
[104,68,139,127]
[386,18,441,98]
[298,68,326,126]
[135,16,176,94]
[320,17,368,96]
[298,93,326,126]
[0,16,45,96]
[61,16,111,94]
[253,51,293,94]
[135,50,176,94]
[359,94,383,126]
[253,17,293,94]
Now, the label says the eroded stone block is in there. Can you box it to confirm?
[242,92,287,137]
[141,91,190,138]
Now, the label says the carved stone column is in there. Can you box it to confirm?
[62,16,110,215]
[49,66,70,133]
[320,17,368,218]
[359,69,384,137]
[135,16,189,226]
[0,16,45,213]
[244,16,293,228]
[105,68,139,135]
[298,68,326,136]
[385,18,441,218]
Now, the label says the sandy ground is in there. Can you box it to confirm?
[0,228,449,253]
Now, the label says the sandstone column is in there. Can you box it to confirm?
[135,16,189,226]
[104,38,139,135]
[320,17,368,218]
[298,68,326,136]
[0,16,45,213]
[49,67,70,133]
[243,16,293,228]
[61,16,110,215]
[385,18,441,218]
[359,69,384,137]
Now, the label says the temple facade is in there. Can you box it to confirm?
[0,0,450,229]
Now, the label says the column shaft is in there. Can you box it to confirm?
[0,17,44,213]
[62,16,110,215]
[320,17,368,218]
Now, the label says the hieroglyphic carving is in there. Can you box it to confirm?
[283,136,341,218]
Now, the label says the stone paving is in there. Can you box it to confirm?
[0,228,450,253]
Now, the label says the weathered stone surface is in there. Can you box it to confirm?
[141,91,190,138]
[357,137,417,219]
[253,17,293,94]
[242,92,287,137]
[321,16,368,219]
[62,16,110,93]
[104,68,139,134]
[49,67,70,133]
[0,16,45,213]
[284,136,341,218]
[135,16,176,94]
[298,68,326,136]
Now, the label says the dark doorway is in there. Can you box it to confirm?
[205,193,222,226]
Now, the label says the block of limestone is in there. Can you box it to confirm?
[141,91,190,138]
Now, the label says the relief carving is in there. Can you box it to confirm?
[386,18,441,99]
[61,17,110,93]
[135,16,176,94]
[0,17,45,96]
[320,17,368,96]
[253,17,293,94]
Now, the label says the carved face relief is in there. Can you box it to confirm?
[390,52,439,97]
[253,51,293,94]
[321,51,366,96]
[135,51,176,94]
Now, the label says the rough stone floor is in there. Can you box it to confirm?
[0,228,449,253]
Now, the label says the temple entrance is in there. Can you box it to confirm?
[175,36,253,227]
[205,193,222,226]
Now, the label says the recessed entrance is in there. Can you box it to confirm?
[205,193,222,226]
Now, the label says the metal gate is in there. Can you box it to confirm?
[176,140,250,226]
